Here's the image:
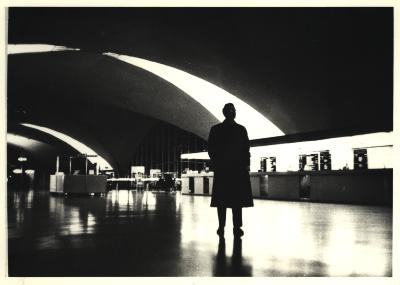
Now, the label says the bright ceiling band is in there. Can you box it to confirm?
[20,123,113,170]
[7,44,284,140]
[7,44,80,54]
[104,52,284,140]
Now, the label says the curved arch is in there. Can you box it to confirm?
[8,44,284,139]
[7,133,59,170]
[7,44,80,54]
[104,53,284,139]
[21,123,113,170]
[7,133,54,153]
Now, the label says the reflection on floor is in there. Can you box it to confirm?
[7,190,392,276]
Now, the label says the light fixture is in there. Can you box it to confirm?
[25,169,35,175]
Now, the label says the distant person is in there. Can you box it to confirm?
[208,103,253,238]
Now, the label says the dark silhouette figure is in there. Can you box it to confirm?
[208,103,254,238]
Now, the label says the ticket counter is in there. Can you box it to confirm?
[182,169,392,206]
[181,172,214,195]
[50,174,107,194]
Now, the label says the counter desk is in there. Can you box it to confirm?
[50,174,107,194]
[181,172,214,195]
[181,169,392,206]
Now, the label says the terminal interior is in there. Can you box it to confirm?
[6,7,394,277]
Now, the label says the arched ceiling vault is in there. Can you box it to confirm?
[7,126,79,171]
[7,7,393,175]
[8,51,221,140]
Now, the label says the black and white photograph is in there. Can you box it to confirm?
[2,2,398,283]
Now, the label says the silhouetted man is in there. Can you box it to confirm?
[208,103,254,238]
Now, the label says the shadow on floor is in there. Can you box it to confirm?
[213,237,253,276]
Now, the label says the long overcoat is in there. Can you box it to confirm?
[208,120,254,208]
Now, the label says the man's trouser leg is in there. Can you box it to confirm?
[232,207,243,228]
[217,207,227,229]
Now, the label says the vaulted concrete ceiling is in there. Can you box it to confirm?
[7,7,393,174]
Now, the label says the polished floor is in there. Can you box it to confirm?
[7,189,392,276]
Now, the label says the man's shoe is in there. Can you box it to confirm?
[233,227,244,237]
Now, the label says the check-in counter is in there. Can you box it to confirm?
[50,174,107,194]
[182,169,392,206]
[249,172,301,200]
[308,170,392,205]
[194,176,204,194]
[181,172,213,195]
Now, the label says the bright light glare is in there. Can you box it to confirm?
[25,169,35,175]
[7,44,80,54]
[21,123,112,170]
[180,132,393,172]
[7,133,47,151]
[104,52,284,140]
[250,131,393,172]
[142,191,156,210]
[8,44,283,139]
[181,152,210,160]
